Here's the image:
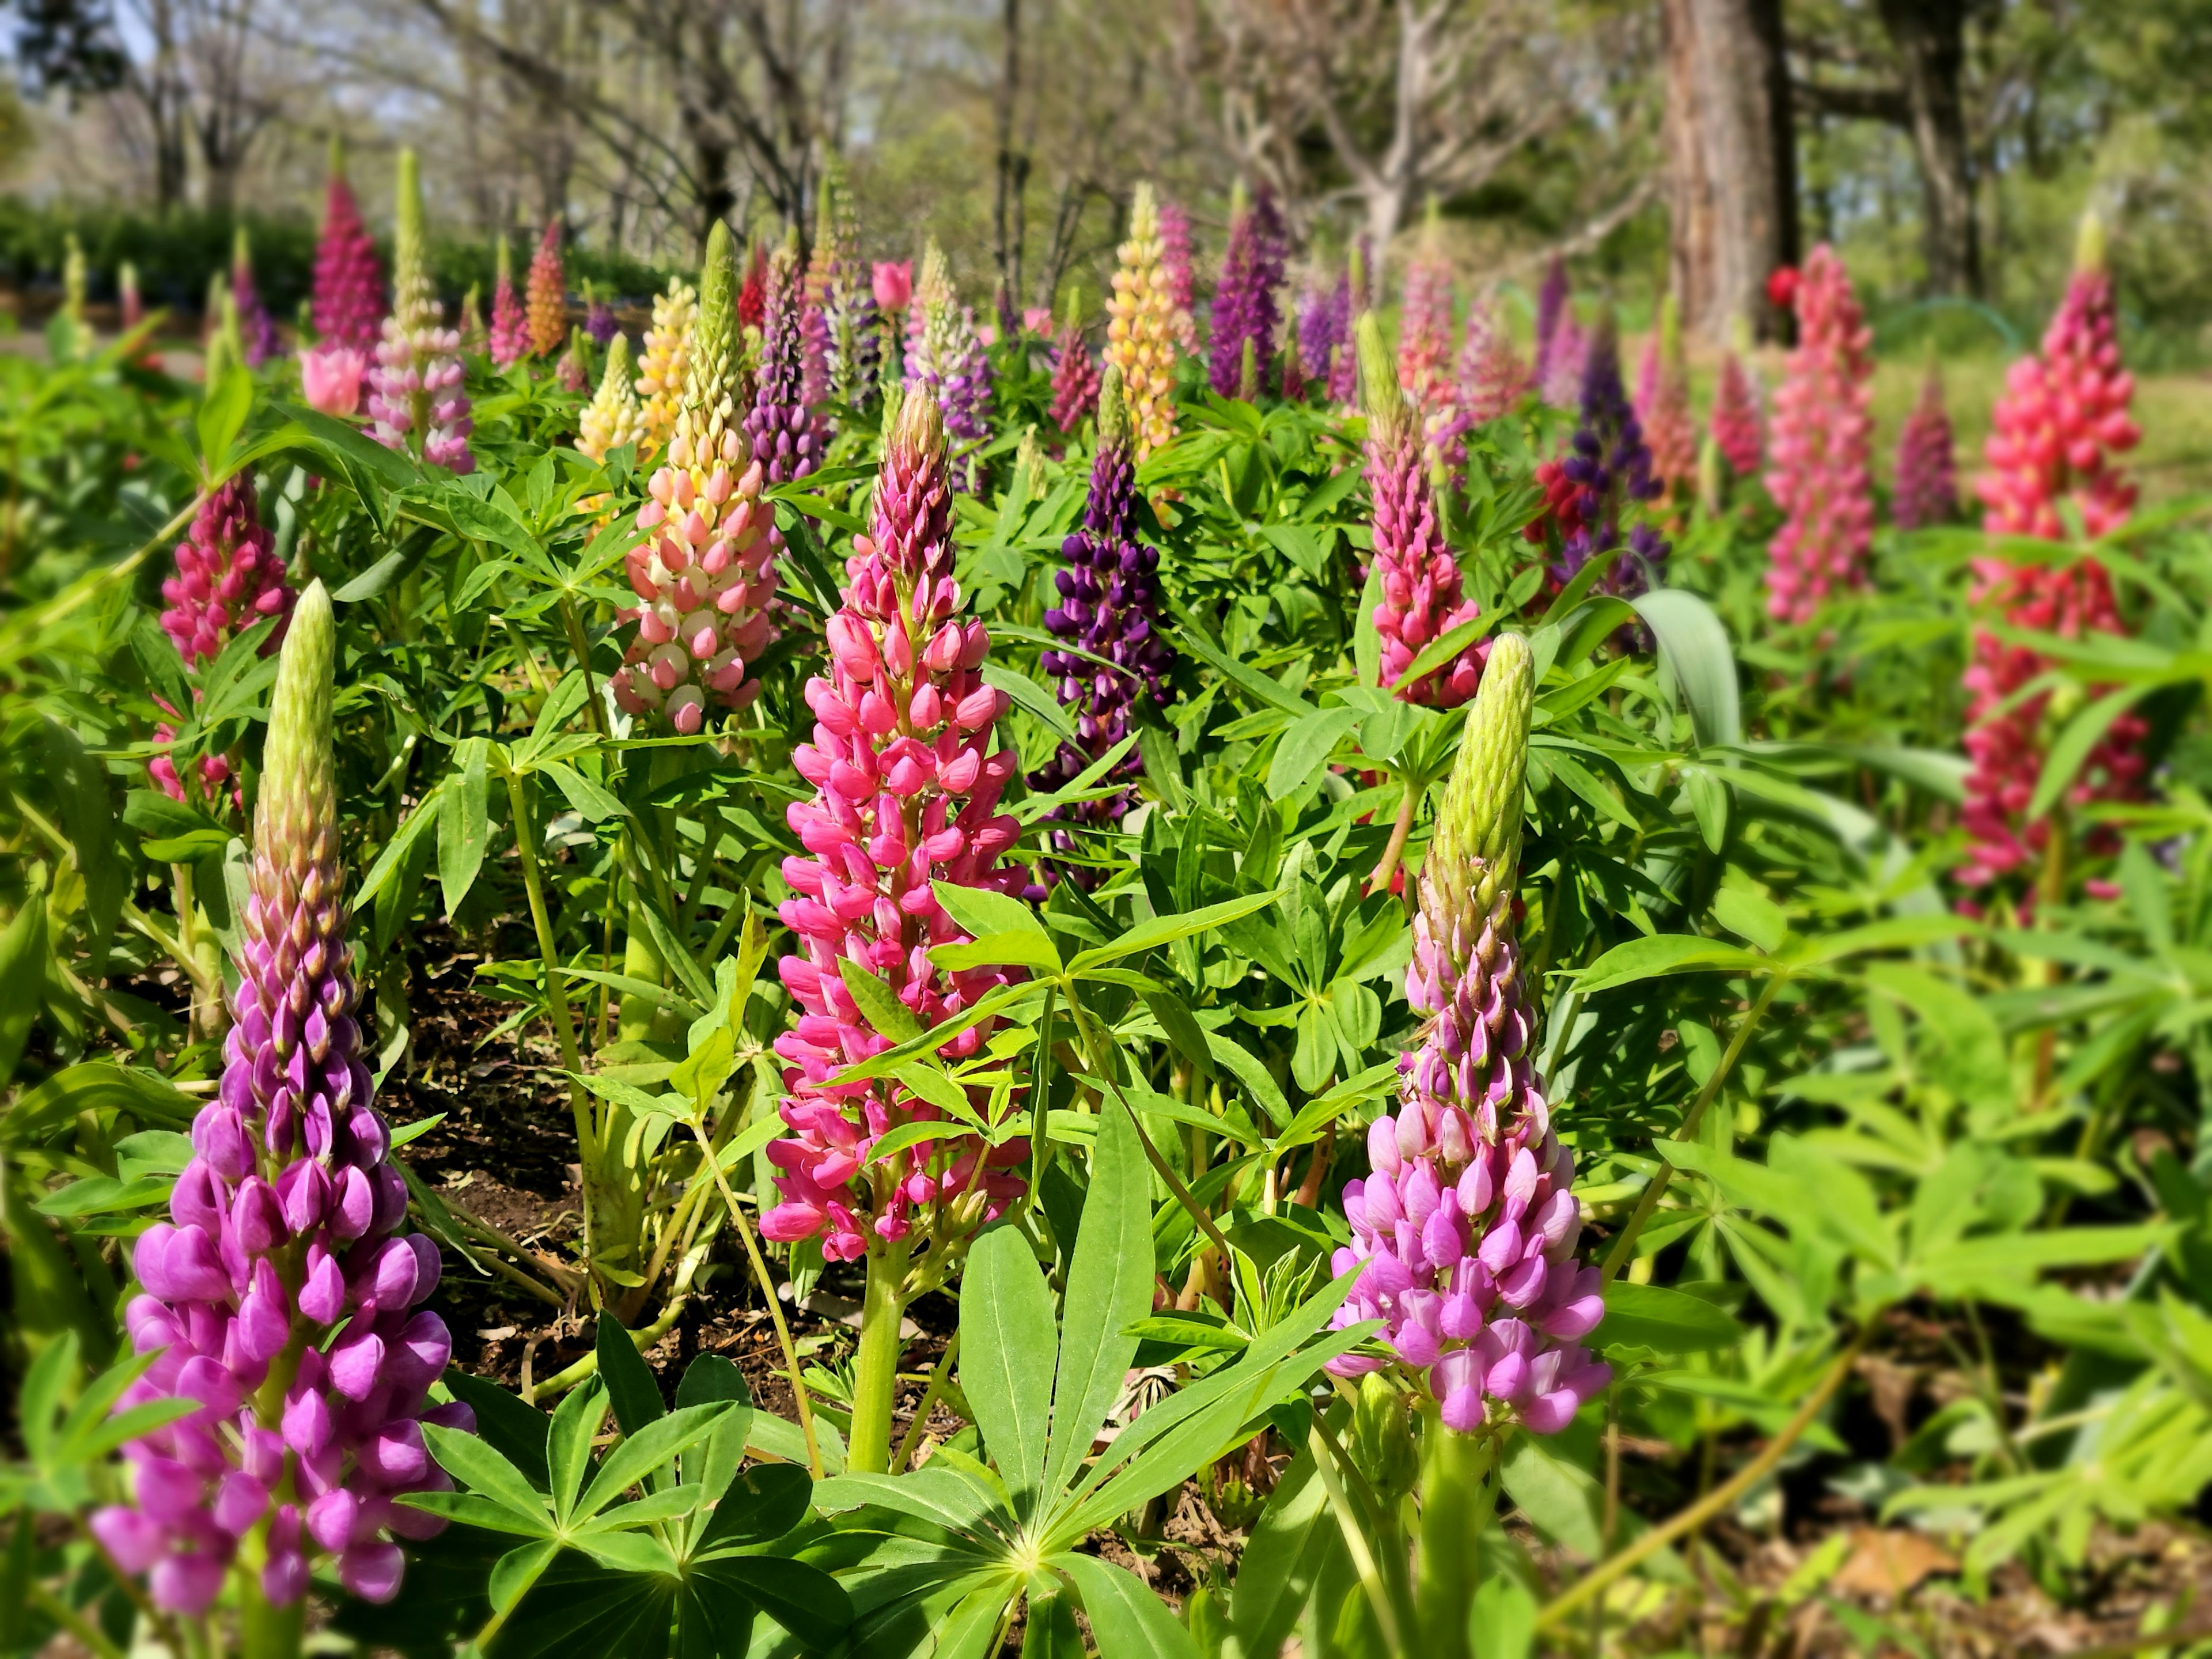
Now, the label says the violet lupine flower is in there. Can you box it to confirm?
[1048,297,1101,434]
[311,140,382,355]
[1328,259,1363,406]
[527,220,567,359]
[907,242,992,486]
[366,150,473,474]
[1456,293,1531,426]
[584,283,618,347]
[1532,255,1569,384]
[811,158,881,414]
[1328,631,1609,1435]
[1891,362,1957,531]
[609,221,783,734]
[1359,314,1482,710]
[1033,365,1175,840]
[231,228,280,369]
[1710,350,1763,479]
[763,384,1030,1264]
[488,237,529,369]
[95,582,467,1615]
[1763,244,1874,625]
[1298,269,1349,406]
[1539,317,1668,597]
[744,233,828,484]
[1158,196,1199,358]
[1209,184,1285,399]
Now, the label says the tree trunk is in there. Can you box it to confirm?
[1876,0,1979,296]
[1660,0,1799,344]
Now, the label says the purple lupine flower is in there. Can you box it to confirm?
[1328,632,1610,1436]
[1298,270,1349,406]
[367,150,473,474]
[94,582,467,1616]
[744,233,828,484]
[1532,255,1570,389]
[1033,363,1175,846]
[312,140,382,355]
[1209,184,1285,399]
[812,157,880,413]
[1328,260,1361,405]
[231,228,279,369]
[584,284,618,347]
[1892,360,1957,531]
[907,242,992,488]
[1548,316,1666,596]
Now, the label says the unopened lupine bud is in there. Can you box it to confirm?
[96,584,464,1616]
[1359,313,1483,709]
[526,219,567,359]
[744,232,828,484]
[366,150,473,474]
[609,221,782,732]
[1328,632,1609,1436]
[488,236,529,368]
[1105,184,1179,460]
[764,384,1029,1262]
[1763,244,1873,624]
[1210,183,1285,400]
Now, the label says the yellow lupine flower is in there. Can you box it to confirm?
[1105,183,1179,460]
[579,332,642,464]
[635,276,698,463]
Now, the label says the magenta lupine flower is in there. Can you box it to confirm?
[231,229,280,369]
[1328,632,1609,1435]
[1048,301,1101,433]
[1327,261,1362,405]
[1359,315,1482,709]
[610,222,783,733]
[1298,270,1348,406]
[488,237,528,369]
[1763,244,1874,625]
[744,235,828,484]
[1209,184,1285,399]
[1457,294,1531,426]
[1158,196,1198,358]
[763,384,1031,1263]
[161,474,294,669]
[312,143,382,355]
[366,150,473,474]
[1710,351,1763,479]
[95,583,465,1616]
[1891,362,1957,531]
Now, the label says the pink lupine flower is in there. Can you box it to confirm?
[366,150,473,474]
[488,237,529,369]
[764,383,1030,1263]
[300,344,367,418]
[1891,362,1957,531]
[873,261,913,313]
[161,473,294,668]
[312,140,383,355]
[96,585,465,1615]
[1157,196,1199,357]
[1456,294,1531,427]
[1397,219,1463,459]
[1634,294,1696,505]
[1359,315,1483,709]
[1328,633,1609,1437]
[1762,244,1874,624]
[1048,298,1101,434]
[1710,350,1763,479]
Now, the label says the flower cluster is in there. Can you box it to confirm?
[1359,315,1483,709]
[745,234,828,484]
[97,584,465,1615]
[1153,196,1198,359]
[763,385,1029,1263]
[488,238,529,369]
[1328,633,1609,1434]
[527,220,567,359]
[609,223,782,733]
[578,332,643,465]
[1635,294,1696,505]
[810,158,881,412]
[1048,298,1101,433]
[1105,184,1180,460]
[1525,318,1668,596]
[1456,294,1530,427]
[1300,268,1350,406]
[1533,256,1586,409]
[1033,365,1175,836]
[906,241,993,472]
[232,229,279,369]
[584,284,618,346]
[1891,363,1957,531]
[1710,350,1763,479]
[161,474,294,670]
[310,142,382,355]
[1209,184,1285,399]
[366,150,473,474]
[1763,244,1874,624]
[636,276,698,463]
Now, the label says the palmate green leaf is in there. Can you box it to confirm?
[1631,588,1742,747]
[814,1467,1009,1536]
[839,959,926,1045]
[399,1490,554,1536]
[549,1381,609,1524]
[489,1538,563,1618]
[983,661,1080,743]
[959,1225,1059,1518]
[596,1311,667,1437]
[437,737,492,918]
[933,881,1051,941]
[422,1422,554,1530]
[1267,706,1363,801]
[1056,1551,1201,1658]
[575,1402,734,1521]
[1500,1434,1608,1558]
[932,931,1066,975]
[1230,1443,1330,1659]
[2029,685,2149,820]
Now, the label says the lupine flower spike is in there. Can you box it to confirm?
[527,219,567,359]
[1105,184,1180,460]
[1210,183,1285,399]
[1959,214,2145,901]
[488,237,528,369]
[1635,294,1696,507]
[366,150,473,474]
[1524,315,1668,597]
[1399,209,1464,459]
[636,276,699,463]
[906,241,993,484]
[304,139,380,414]
[97,582,466,1616]
[1328,630,1610,1436]
[1457,293,1531,426]
[1329,252,1364,406]
[609,221,782,733]
[1359,314,1482,709]
[1034,364,1175,847]
[1048,291,1101,434]
[579,332,643,465]
[1710,347,1763,480]
[584,282,618,347]
[1763,244,1874,624]
[1299,267,1350,408]
[1158,197,1199,358]
[1533,256,1586,409]
[232,228,279,369]
[764,382,1029,1266]
[745,231,828,484]
[557,326,590,393]
[810,157,879,415]
[1891,360,1957,531]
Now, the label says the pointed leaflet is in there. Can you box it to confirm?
[1057,1551,1202,1659]
[1041,1090,1156,1505]
[960,1224,1059,1519]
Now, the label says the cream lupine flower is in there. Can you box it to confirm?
[578,332,643,464]
[635,276,698,463]
[1105,183,1179,461]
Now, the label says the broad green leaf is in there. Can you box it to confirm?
[1593,1282,1745,1354]
[1572,934,1766,994]
[1499,1434,1604,1558]
[1631,588,1741,747]
[422,1423,552,1529]
[1230,1444,1330,1658]
[574,1402,732,1521]
[1067,887,1286,974]
[1267,707,1363,802]
[960,1225,1058,1518]
[488,1538,562,1617]
[437,738,491,918]
[594,1312,666,1436]
[933,882,1051,941]
[1058,1550,1201,1659]
[838,959,925,1045]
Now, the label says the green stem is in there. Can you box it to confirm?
[849,1237,913,1474]
[1415,1421,1498,1659]
[892,1331,961,1474]
[1601,972,1785,1282]
[1307,1420,1412,1656]
[1366,774,1421,902]
[236,1566,305,1659]
[26,1581,125,1659]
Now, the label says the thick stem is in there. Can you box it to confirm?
[236,1568,305,1659]
[848,1237,913,1474]
[1415,1421,1498,1659]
